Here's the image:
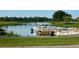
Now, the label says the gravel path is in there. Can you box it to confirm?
[1,45,79,48]
[22,45,79,48]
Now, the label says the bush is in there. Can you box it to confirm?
[0,29,7,35]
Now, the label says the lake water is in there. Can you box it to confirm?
[2,22,51,36]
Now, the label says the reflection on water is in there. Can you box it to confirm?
[2,22,50,36]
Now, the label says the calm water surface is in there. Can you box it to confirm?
[2,22,51,36]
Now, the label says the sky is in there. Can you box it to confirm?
[0,10,79,18]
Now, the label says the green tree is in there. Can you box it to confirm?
[53,10,72,22]
[76,17,79,22]
[63,16,72,22]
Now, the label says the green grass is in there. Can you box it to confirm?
[51,22,79,27]
[0,21,23,26]
[0,36,79,47]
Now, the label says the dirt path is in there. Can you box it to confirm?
[2,45,79,48]
[22,45,79,48]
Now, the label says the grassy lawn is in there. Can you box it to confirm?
[0,36,79,47]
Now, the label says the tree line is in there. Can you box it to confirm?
[0,10,79,22]
[0,16,52,22]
